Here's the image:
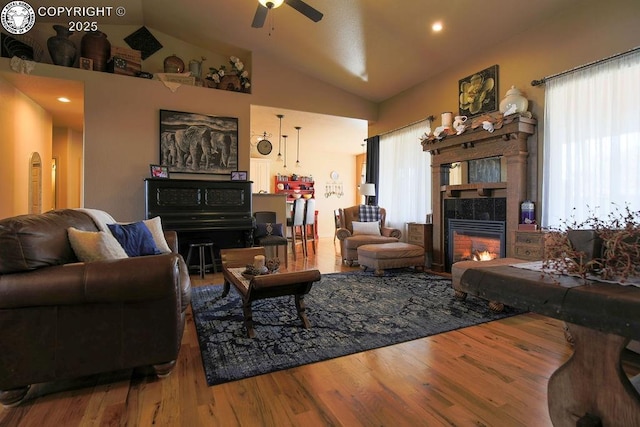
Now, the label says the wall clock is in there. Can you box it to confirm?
[257,139,273,155]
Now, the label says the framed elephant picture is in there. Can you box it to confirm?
[159,109,238,175]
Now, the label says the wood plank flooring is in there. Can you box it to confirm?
[1,238,638,426]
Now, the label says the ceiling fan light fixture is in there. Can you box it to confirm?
[259,0,284,9]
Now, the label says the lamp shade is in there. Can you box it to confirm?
[360,183,376,197]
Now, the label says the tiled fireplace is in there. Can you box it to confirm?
[445,198,506,271]
[421,115,537,272]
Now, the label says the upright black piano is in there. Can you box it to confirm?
[144,178,255,267]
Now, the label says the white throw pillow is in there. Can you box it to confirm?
[68,227,129,262]
[351,221,381,236]
[143,216,172,254]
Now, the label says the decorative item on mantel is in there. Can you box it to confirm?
[499,85,530,116]
[206,56,251,92]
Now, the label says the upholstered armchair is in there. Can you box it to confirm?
[0,209,191,407]
[336,205,401,265]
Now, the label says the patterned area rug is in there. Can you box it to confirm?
[191,269,523,386]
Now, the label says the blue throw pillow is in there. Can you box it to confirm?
[107,222,161,257]
[255,223,284,238]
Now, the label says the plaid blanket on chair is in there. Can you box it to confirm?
[359,205,380,222]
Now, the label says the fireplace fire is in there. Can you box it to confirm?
[447,219,505,268]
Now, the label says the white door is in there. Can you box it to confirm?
[250,158,271,193]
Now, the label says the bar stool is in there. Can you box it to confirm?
[186,241,217,278]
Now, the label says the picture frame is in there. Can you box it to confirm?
[159,109,238,175]
[458,64,498,118]
[230,171,248,181]
[150,164,170,178]
[79,57,93,70]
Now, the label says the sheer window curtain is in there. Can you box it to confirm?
[542,51,640,227]
[378,120,432,237]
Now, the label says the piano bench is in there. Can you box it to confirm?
[186,242,217,279]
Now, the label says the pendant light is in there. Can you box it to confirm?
[282,135,288,169]
[295,126,301,168]
[276,114,284,162]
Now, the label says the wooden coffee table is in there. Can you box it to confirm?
[220,247,321,338]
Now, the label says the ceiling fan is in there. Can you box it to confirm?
[252,0,323,28]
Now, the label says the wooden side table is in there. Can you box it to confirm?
[407,222,433,268]
[514,230,547,261]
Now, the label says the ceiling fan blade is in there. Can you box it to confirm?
[251,4,269,28]
[284,0,323,22]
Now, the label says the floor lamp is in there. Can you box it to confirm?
[360,183,376,205]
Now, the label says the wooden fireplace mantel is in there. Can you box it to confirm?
[423,115,537,272]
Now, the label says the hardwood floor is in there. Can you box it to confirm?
[1,238,636,426]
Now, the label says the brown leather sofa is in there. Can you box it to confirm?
[336,205,401,265]
[0,209,191,407]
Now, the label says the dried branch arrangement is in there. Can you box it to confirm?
[542,204,640,283]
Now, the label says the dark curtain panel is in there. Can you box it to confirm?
[365,135,380,205]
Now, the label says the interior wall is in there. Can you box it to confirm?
[52,127,83,209]
[372,0,640,209]
[0,76,53,218]
[0,22,377,222]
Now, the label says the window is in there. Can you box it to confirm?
[542,51,640,227]
[378,120,432,233]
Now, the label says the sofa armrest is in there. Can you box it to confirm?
[0,254,182,309]
[164,230,178,253]
[336,228,352,241]
[381,227,402,239]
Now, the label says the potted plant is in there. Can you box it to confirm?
[206,56,251,92]
[543,204,640,283]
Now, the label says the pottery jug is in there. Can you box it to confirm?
[164,54,184,73]
[80,31,110,72]
[47,25,77,67]
[453,115,467,129]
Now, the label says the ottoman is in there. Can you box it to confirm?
[357,242,425,276]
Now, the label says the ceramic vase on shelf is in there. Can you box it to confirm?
[47,25,77,67]
[188,58,203,78]
[164,54,184,73]
[80,31,110,71]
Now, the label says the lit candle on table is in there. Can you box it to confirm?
[253,255,265,270]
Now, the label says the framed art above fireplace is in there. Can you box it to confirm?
[159,109,238,175]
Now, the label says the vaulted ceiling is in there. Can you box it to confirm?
[6,0,585,152]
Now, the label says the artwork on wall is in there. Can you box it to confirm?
[458,65,498,117]
[159,109,238,175]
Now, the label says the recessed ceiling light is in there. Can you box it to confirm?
[432,22,443,32]
[57,97,71,103]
